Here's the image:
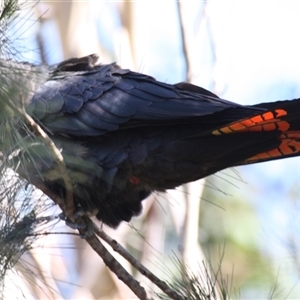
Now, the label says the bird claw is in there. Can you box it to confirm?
[59,212,94,238]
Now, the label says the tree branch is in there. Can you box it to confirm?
[12,99,153,300]
[94,224,185,300]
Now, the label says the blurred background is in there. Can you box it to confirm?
[4,1,300,299]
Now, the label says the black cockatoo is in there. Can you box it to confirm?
[4,54,300,228]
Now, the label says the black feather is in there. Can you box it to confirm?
[11,54,300,227]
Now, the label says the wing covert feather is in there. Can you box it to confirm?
[28,63,261,136]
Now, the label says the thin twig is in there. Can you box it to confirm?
[176,1,191,82]
[93,224,184,300]
[15,97,75,219]
[81,219,151,300]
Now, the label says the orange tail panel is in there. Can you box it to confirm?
[212,109,289,135]
[211,108,300,162]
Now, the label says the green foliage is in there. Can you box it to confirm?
[157,256,232,300]
[0,2,52,295]
[0,0,19,22]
